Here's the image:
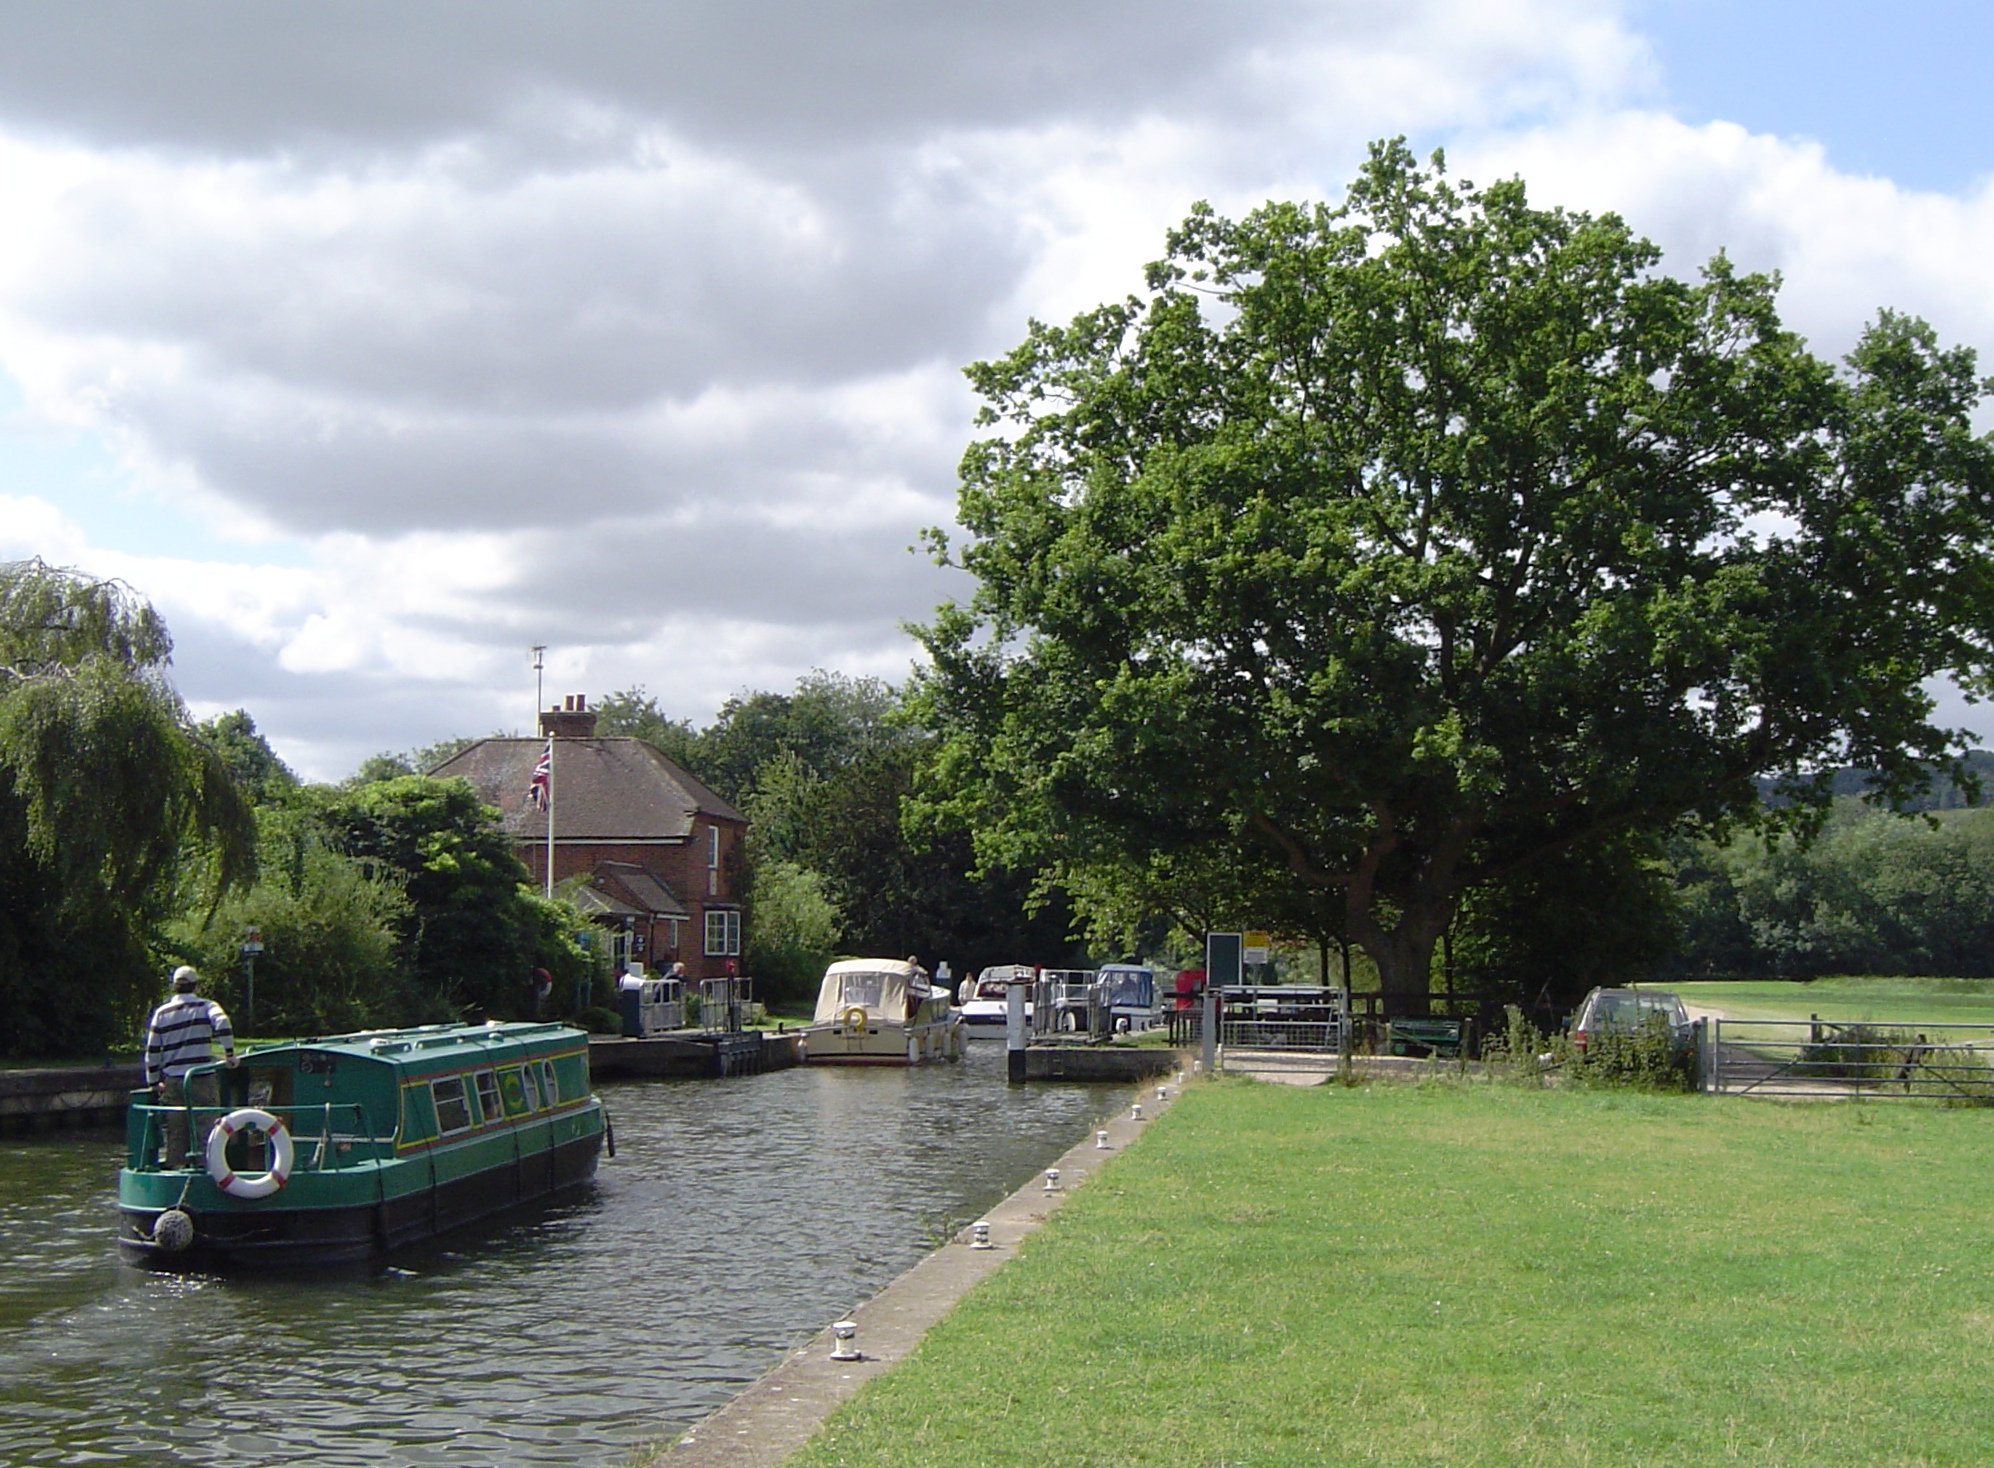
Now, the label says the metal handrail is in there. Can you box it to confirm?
[129,1096,389,1172]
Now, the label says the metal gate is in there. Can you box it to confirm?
[1204,987,1348,1078]
[1702,1017,1994,1101]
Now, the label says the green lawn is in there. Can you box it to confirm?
[788,1079,1994,1467]
[1673,976,1994,1031]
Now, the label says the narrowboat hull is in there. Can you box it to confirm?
[117,1125,604,1270]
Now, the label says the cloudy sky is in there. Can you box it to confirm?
[0,0,1990,779]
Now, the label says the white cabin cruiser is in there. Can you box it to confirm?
[804,958,964,1065]
[959,964,1035,1038]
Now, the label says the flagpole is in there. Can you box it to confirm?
[544,735,556,901]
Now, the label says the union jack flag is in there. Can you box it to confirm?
[525,742,552,811]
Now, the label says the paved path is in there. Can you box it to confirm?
[646,1068,1190,1468]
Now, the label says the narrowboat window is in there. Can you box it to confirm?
[473,1070,502,1124]
[498,1067,529,1117]
[540,1059,560,1104]
[521,1065,542,1110]
[432,1076,472,1134]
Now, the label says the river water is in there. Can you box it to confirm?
[0,1046,1125,1466]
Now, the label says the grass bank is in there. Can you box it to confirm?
[788,1079,1994,1467]
[1674,976,1994,1029]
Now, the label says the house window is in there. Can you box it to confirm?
[708,825,720,895]
[705,908,741,957]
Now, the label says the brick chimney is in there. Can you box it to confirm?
[539,693,598,739]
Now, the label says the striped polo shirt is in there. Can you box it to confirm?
[144,994,236,1084]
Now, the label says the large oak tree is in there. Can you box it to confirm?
[915,141,1994,1011]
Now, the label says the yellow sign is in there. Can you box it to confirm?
[1243,930,1270,965]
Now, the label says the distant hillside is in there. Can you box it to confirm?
[1764,749,1994,811]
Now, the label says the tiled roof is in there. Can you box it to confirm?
[568,882,645,919]
[430,737,745,841]
[594,861,691,919]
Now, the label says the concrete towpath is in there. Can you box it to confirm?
[647,1065,1192,1468]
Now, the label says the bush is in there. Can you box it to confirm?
[576,1005,621,1035]
[1570,1014,1695,1092]
[1478,1006,1693,1092]
[1796,1023,1913,1080]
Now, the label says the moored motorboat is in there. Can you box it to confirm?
[958,963,1034,1038]
[118,1021,606,1270]
[803,958,963,1065]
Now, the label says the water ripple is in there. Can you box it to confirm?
[0,1047,1122,1466]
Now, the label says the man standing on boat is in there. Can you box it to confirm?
[144,966,238,1167]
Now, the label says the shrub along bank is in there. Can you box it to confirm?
[786,1080,1994,1468]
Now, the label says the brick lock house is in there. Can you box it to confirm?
[430,695,748,982]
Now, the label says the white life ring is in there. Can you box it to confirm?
[205,1108,294,1199]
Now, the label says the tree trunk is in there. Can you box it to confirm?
[1350,896,1452,1019]
[1365,929,1439,1017]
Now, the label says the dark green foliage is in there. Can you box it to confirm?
[612,671,1090,987]
[694,672,901,804]
[166,805,412,1037]
[1666,802,1994,979]
[1451,834,1682,1010]
[915,140,1994,1009]
[319,775,586,1020]
[351,734,481,786]
[197,710,298,807]
[742,858,839,1003]
[750,734,1084,981]
[593,685,703,769]
[0,561,256,1056]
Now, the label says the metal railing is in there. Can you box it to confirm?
[127,1097,394,1172]
[1703,1018,1994,1101]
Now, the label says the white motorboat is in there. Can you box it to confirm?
[1097,963,1161,1032]
[958,964,1035,1038]
[802,958,964,1065]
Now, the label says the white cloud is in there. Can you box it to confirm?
[3,0,1992,776]
[1457,111,1994,364]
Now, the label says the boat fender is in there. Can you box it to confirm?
[603,1110,616,1159]
[204,1108,294,1199]
[841,1005,869,1033]
[152,1208,196,1252]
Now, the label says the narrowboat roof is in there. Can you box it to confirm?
[242,1021,587,1071]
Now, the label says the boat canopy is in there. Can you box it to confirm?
[1097,964,1155,1009]
[814,959,932,1022]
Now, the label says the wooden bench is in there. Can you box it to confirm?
[1386,1018,1464,1058]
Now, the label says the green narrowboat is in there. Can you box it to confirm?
[118,1021,607,1269]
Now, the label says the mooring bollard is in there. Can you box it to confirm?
[970,1220,993,1249]
[1043,1167,1061,1192]
[1096,1129,1111,1149]
[830,1320,860,1360]
[1131,1101,1144,1121]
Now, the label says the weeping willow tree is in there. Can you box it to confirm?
[0,560,256,1056]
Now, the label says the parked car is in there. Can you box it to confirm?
[1569,987,1692,1057]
